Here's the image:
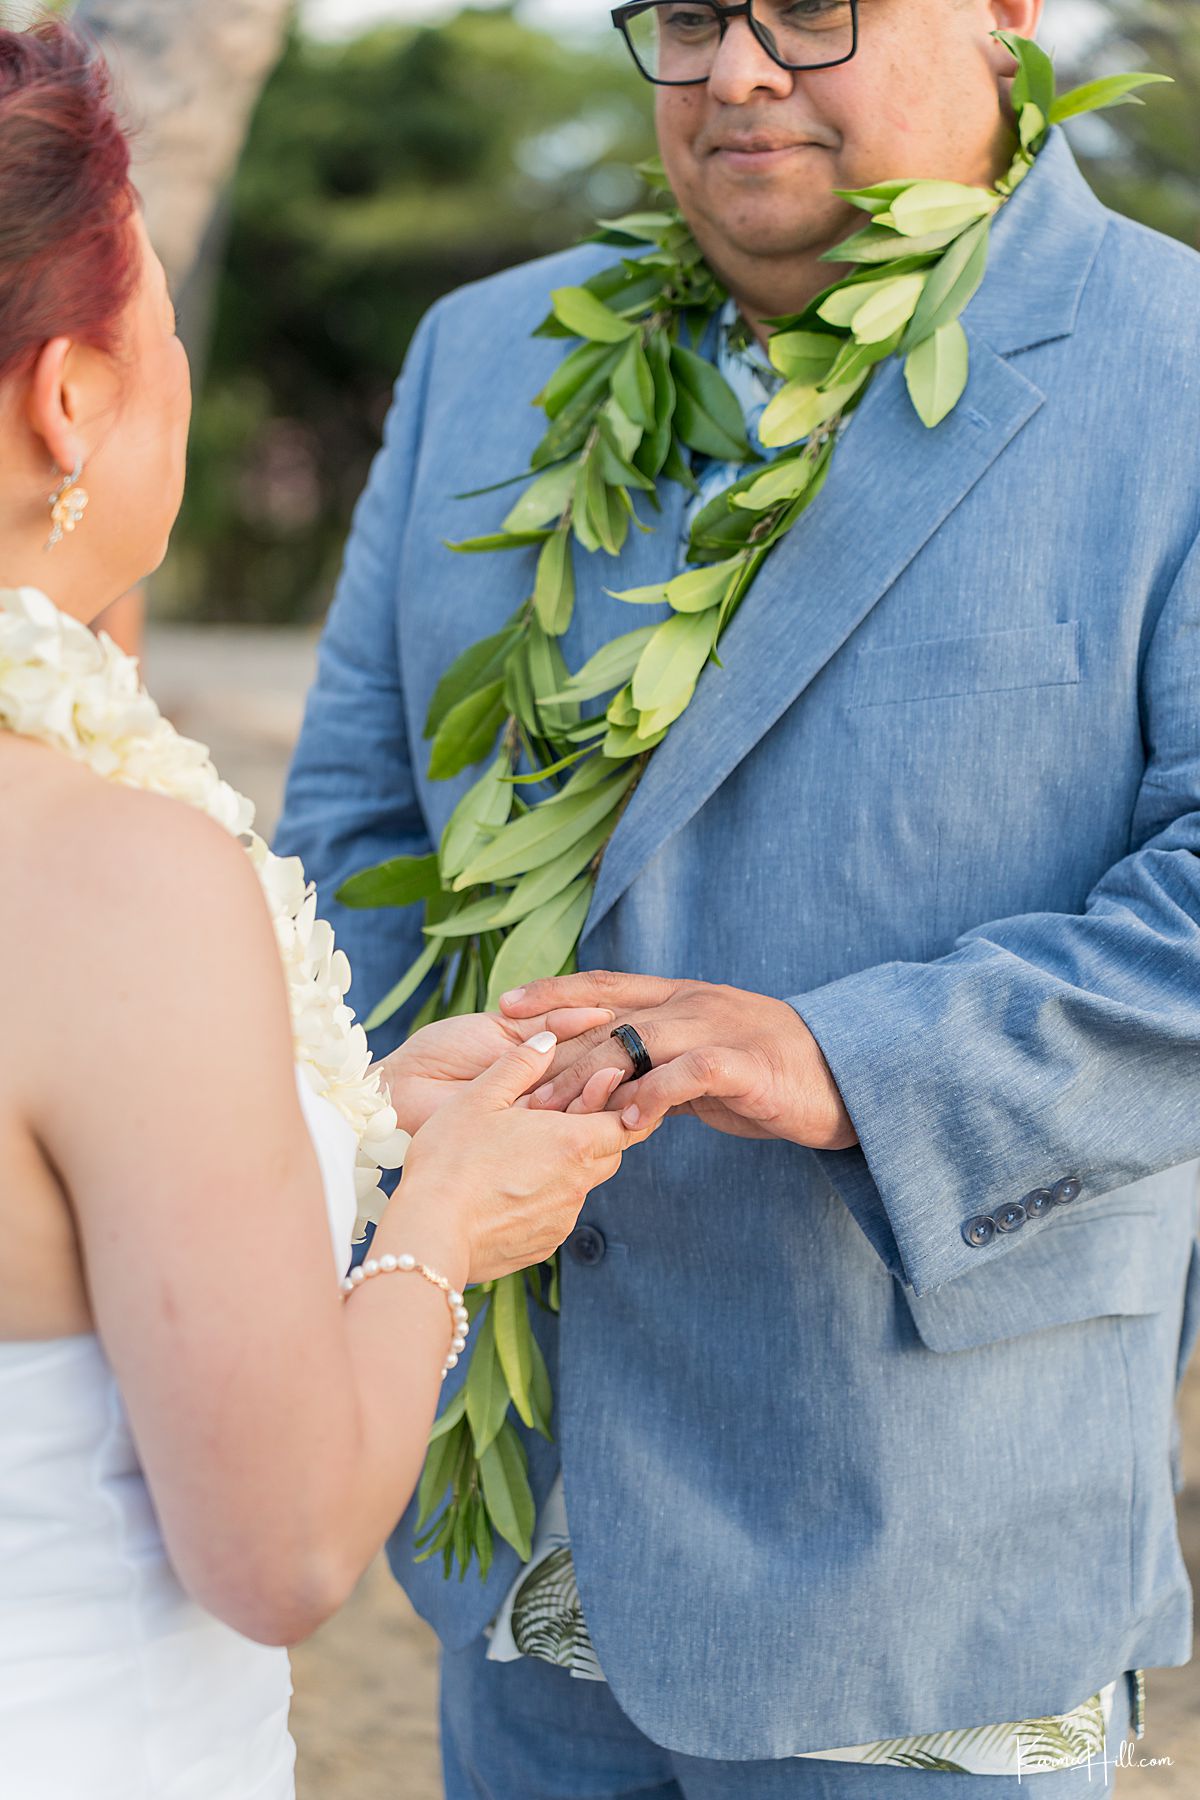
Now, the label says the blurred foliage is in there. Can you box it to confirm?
[162,7,655,624]
[162,0,1200,625]
[1063,0,1200,248]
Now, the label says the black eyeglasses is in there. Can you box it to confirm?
[611,0,859,86]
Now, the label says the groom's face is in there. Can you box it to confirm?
[654,0,1044,282]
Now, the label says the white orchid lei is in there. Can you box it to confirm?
[0,585,409,1235]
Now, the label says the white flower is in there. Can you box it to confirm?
[0,586,407,1233]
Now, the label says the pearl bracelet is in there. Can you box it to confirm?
[340,1252,470,1379]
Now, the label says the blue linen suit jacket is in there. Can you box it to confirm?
[277,129,1200,1758]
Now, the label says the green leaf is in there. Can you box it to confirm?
[1048,71,1173,126]
[527,1331,554,1440]
[848,273,926,345]
[464,1303,512,1456]
[732,454,819,512]
[478,1421,536,1561]
[363,934,442,1031]
[768,329,841,385]
[669,344,752,461]
[815,272,896,327]
[531,347,623,469]
[473,1496,494,1583]
[445,530,552,554]
[609,555,740,614]
[597,412,655,493]
[538,340,619,420]
[471,813,614,928]
[824,221,964,265]
[454,773,631,888]
[533,529,575,636]
[335,852,441,910]
[904,319,970,428]
[428,679,507,781]
[1007,33,1056,125]
[603,717,668,758]
[886,181,998,239]
[590,209,673,243]
[631,608,719,714]
[1019,101,1046,153]
[574,449,627,557]
[528,619,580,734]
[424,623,521,740]
[899,218,990,353]
[416,1416,464,1530]
[427,1383,468,1442]
[483,878,595,1007]
[551,285,636,344]
[543,625,659,704]
[502,460,578,534]
[423,892,516,941]
[492,1270,536,1429]
[661,437,698,495]
[611,337,656,431]
[504,746,592,785]
[634,333,675,481]
[444,947,481,1016]
[757,373,863,448]
[835,179,912,216]
[440,753,513,880]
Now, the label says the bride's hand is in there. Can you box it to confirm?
[394,1033,659,1284]
[376,1005,616,1135]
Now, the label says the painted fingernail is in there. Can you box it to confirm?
[501,988,526,1007]
[532,1082,555,1105]
[621,1104,640,1127]
[600,1067,625,1098]
[528,1032,557,1053]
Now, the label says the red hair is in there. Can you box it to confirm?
[0,15,138,389]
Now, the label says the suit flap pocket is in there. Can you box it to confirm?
[900,1206,1169,1352]
[851,620,1080,708]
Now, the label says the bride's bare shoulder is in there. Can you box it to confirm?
[0,734,278,1017]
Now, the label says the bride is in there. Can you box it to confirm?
[0,18,650,1797]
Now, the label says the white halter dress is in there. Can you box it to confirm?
[0,1069,357,1799]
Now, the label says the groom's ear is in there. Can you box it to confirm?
[984,0,1045,61]
[25,333,115,478]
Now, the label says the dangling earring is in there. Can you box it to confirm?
[45,460,89,551]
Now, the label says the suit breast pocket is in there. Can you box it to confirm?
[849,620,1081,710]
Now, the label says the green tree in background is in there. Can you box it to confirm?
[165,8,655,625]
[163,0,1198,626]
[1066,0,1200,247]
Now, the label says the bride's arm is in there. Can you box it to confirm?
[27,781,645,1645]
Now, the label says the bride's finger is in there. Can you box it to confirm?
[565,1067,626,1114]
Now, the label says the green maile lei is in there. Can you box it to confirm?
[338,37,1168,1580]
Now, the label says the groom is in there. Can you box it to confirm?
[278,0,1200,1792]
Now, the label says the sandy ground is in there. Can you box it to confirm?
[145,621,1200,1799]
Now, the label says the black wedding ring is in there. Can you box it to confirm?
[611,1022,653,1078]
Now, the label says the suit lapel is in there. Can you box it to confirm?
[583,344,1045,941]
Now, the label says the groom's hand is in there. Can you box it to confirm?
[376,1004,616,1135]
[498,972,858,1151]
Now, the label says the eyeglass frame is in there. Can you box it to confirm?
[610,0,860,87]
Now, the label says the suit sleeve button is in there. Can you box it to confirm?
[1022,1188,1054,1219]
[995,1202,1028,1233]
[962,1214,997,1248]
[1051,1177,1082,1205]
